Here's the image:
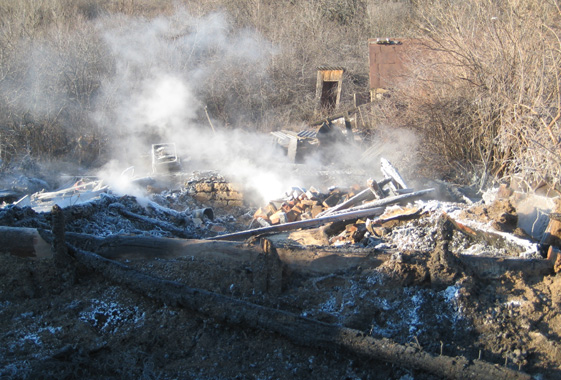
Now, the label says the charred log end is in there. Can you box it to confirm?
[541,199,561,248]
[259,239,284,297]
[429,214,466,289]
[547,246,561,273]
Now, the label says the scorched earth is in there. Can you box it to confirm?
[0,168,560,380]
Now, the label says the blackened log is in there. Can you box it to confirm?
[330,188,435,215]
[0,226,52,258]
[208,207,385,241]
[109,203,194,239]
[317,178,392,218]
[68,244,531,380]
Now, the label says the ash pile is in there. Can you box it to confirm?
[1,158,561,379]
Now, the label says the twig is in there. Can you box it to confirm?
[204,106,216,135]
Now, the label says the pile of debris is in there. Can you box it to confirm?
[217,158,435,243]
[2,158,561,379]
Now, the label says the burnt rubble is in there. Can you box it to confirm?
[1,159,561,379]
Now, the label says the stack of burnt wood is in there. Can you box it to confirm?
[211,158,435,241]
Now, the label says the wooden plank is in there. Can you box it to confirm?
[380,157,407,191]
[208,207,385,241]
[333,188,435,215]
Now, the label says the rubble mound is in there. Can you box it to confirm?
[1,170,560,379]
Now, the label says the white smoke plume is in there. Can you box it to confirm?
[89,8,419,202]
[92,9,299,202]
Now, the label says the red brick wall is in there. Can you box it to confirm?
[368,38,418,89]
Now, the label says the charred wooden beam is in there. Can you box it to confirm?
[380,157,408,192]
[64,232,262,262]
[109,203,194,239]
[442,213,538,256]
[67,245,531,380]
[208,206,385,241]
[331,188,435,215]
[0,226,52,258]
[317,178,392,218]
[51,204,76,283]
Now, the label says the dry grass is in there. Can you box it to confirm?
[375,0,561,189]
[2,0,558,192]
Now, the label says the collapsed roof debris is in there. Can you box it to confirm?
[271,118,354,164]
[1,157,561,379]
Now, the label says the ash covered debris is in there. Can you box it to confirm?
[1,160,561,379]
[0,171,250,240]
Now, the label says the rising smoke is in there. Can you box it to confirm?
[1,7,419,202]
[92,9,298,202]
[92,6,421,202]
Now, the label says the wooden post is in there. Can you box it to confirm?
[51,204,75,283]
[541,199,561,248]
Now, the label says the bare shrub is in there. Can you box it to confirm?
[0,0,418,168]
[386,0,561,189]
[0,2,109,166]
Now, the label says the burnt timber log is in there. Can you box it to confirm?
[316,178,392,218]
[208,206,386,241]
[64,232,262,262]
[62,231,386,277]
[3,218,552,281]
[0,226,52,258]
[441,213,537,256]
[109,203,194,239]
[330,188,435,215]
[64,244,531,380]
[42,231,283,296]
[60,229,555,279]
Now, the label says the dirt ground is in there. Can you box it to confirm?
[1,173,560,379]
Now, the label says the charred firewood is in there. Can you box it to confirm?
[65,244,531,380]
[51,204,76,284]
[109,203,194,239]
[209,206,385,241]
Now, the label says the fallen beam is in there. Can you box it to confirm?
[58,228,557,280]
[64,232,263,262]
[208,206,385,241]
[381,157,408,191]
[0,226,52,258]
[109,203,194,239]
[442,213,539,256]
[331,188,435,215]
[66,245,531,380]
[41,230,283,296]
[316,178,392,218]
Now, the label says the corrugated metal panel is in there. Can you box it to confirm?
[317,66,345,71]
[297,130,317,139]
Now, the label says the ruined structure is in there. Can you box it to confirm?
[368,38,418,100]
[315,66,345,113]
